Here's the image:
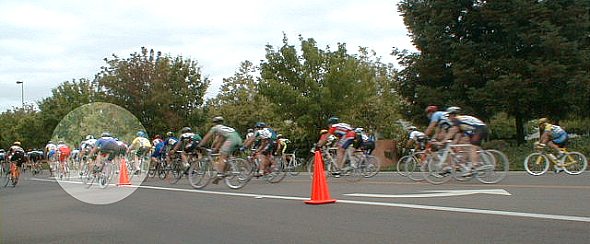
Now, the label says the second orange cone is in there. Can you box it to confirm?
[117,158,131,186]
[305,150,336,205]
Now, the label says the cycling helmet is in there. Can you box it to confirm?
[166,131,174,137]
[137,131,147,138]
[277,134,283,138]
[247,128,254,133]
[58,141,64,144]
[327,117,339,124]
[180,127,192,133]
[446,106,461,114]
[538,118,549,125]
[101,132,112,137]
[85,135,94,140]
[154,134,162,139]
[407,126,417,131]
[255,122,266,128]
[354,127,364,133]
[320,129,329,135]
[425,105,438,113]
[212,116,224,124]
[13,141,21,146]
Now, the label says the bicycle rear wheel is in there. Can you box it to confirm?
[524,153,549,176]
[407,153,429,182]
[266,158,287,184]
[307,156,331,179]
[424,156,452,185]
[224,158,251,189]
[476,149,509,184]
[562,152,587,175]
[286,157,303,176]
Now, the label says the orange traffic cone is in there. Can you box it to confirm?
[117,158,131,186]
[305,150,336,205]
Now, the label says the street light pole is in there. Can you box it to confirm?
[16,81,24,108]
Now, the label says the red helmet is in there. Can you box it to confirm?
[425,105,438,113]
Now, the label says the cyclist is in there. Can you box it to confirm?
[0,149,5,166]
[245,128,255,141]
[405,126,427,152]
[56,141,71,178]
[353,128,375,155]
[424,105,452,141]
[538,118,568,159]
[197,116,243,183]
[316,117,356,177]
[150,135,167,170]
[152,134,163,148]
[168,127,202,170]
[7,142,26,182]
[243,122,278,176]
[443,107,490,175]
[88,132,119,173]
[128,131,152,175]
[163,131,179,167]
[276,134,290,156]
[45,141,58,176]
[27,149,43,173]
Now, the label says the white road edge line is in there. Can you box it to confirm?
[30,178,590,223]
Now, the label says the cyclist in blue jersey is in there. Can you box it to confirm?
[88,132,119,173]
[424,105,452,141]
[243,122,278,176]
[538,118,568,158]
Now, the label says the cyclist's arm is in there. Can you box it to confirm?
[540,130,551,144]
[424,121,438,137]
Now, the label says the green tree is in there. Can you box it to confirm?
[396,0,590,143]
[95,47,210,135]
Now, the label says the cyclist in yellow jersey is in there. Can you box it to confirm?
[128,131,152,175]
[538,118,568,158]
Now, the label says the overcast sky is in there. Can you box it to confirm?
[0,0,415,112]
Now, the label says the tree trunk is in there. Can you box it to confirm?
[515,113,525,145]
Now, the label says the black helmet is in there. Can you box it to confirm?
[327,117,339,124]
[212,116,224,124]
[255,122,266,128]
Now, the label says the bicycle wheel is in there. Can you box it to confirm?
[286,157,303,176]
[361,155,380,178]
[562,152,587,175]
[424,156,452,184]
[477,149,509,184]
[4,170,11,187]
[224,158,251,189]
[475,150,502,184]
[188,159,213,189]
[407,153,429,182]
[99,163,114,189]
[396,155,411,177]
[11,171,19,187]
[169,162,183,184]
[158,161,168,180]
[524,153,549,176]
[307,156,331,179]
[266,158,287,184]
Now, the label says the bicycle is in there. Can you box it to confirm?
[396,148,431,181]
[3,161,20,187]
[425,141,501,184]
[355,150,380,178]
[306,147,363,182]
[188,147,251,189]
[244,149,287,184]
[281,150,305,176]
[524,143,587,176]
[83,157,115,189]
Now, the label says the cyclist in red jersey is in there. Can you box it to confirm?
[316,117,356,177]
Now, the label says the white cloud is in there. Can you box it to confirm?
[0,0,415,111]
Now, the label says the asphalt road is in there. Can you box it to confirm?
[2,171,589,243]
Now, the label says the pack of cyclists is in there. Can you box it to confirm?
[1,109,575,187]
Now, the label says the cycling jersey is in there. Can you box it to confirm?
[130,137,151,150]
[9,146,26,166]
[452,115,488,145]
[179,132,202,153]
[80,139,97,152]
[409,131,426,141]
[96,137,119,152]
[430,111,452,129]
[543,123,568,146]
[328,123,354,138]
[208,125,242,154]
[57,144,71,162]
[151,141,166,159]
[254,128,277,155]
[45,143,57,159]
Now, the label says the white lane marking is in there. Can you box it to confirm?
[344,189,511,198]
[30,178,590,223]
[336,199,590,223]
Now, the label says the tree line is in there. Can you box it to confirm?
[1,0,588,151]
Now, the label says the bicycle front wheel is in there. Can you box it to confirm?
[361,155,380,178]
[188,159,213,189]
[266,158,287,184]
[407,153,429,182]
[524,153,549,176]
[477,149,509,184]
[562,152,587,175]
[224,158,251,189]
